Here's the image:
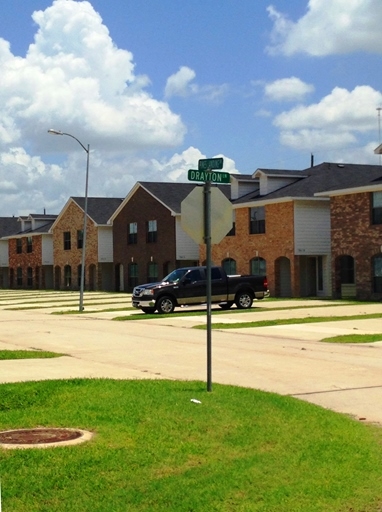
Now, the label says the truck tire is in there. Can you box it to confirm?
[235,291,253,309]
[156,296,176,314]
[141,307,156,314]
[219,301,234,310]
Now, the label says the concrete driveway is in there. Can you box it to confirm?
[0,293,381,424]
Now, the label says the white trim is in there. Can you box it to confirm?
[233,196,328,209]
[315,183,382,197]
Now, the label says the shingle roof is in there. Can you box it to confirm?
[139,182,231,213]
[72,197,124,224]
[233,162,382,205]
[0,217,19,237]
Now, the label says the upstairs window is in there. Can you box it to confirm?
[147,220,157,243]
[16,239,22,254]
[372,192,382,225]
[249,207,265,234]
[77,230,83,249]
[64,231,71,251]
[128,222,138,244]
[27,237,33,253]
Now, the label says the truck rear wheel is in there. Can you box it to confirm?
[156,296,175,314]
[235,291,253,309]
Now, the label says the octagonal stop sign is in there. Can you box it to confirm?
[181,186,232,245]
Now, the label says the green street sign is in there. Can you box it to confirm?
[198,157,223,171]
[188,169,230,184]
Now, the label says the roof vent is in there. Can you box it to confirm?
[337,164,344,168]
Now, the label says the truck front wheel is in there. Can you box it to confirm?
[235,291,253,309]
[156,296,176,314]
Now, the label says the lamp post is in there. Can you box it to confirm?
[48,129,89,311]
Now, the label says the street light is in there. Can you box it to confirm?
[48,129,90,311]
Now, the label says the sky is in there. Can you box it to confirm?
[1,0,382,216]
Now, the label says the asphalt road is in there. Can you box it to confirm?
[0,294,382,424]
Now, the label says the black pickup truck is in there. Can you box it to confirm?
[132,266,269,314]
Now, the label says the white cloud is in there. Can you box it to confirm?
[165,66,228,103]
[0,0,186,151]
[264,77,314,102]
[267,0,382,56]
[165,66,197,98]
[274,85,382,152]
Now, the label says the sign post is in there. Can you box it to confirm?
[188,157,228,392]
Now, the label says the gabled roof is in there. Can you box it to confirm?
[110,181,231,220]
[233,162,382,206]
[50,197,123,231]
[0,217,19,238]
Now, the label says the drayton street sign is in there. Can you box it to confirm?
[188,169,230,184]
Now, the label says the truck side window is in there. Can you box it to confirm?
[187,269,203,283]
[211,268,222,280]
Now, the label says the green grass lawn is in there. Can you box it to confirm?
[1,379,382,511]
[0,350,64,360]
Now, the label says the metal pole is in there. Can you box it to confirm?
[204,181,212,392]
[47,130,89,312]
[79,144,90,312]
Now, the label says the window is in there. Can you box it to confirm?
[339,255,354,284]
[147,261,158,283]
[226,211,236,236]
[77,230,83,249]
[27,267,33,287]
[64,265,72,287]
[250,257,266,276]
[27,237,33,253]
[147,220,157,243]
[373,255,382,293]
[64,231,71,250]
[128,222,138,244]
[16,239,22,254]
[372,192,382,225]
[16,267,22,286]
[249,207,265,234]
[128,262,139,289]
[222,258,237,275]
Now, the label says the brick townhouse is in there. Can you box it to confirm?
[51,197,122,291]
[4,213,57,289]
[110,182,228,292]
[200,162,382,300]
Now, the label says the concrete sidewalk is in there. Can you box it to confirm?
[0,298,381,424]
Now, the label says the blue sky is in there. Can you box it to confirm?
[0,0,382,215]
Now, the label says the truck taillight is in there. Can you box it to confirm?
[263,277,268,289]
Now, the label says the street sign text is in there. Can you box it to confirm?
[188,169,230,183]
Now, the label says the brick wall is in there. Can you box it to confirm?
[113,187,177,290]
[200,202,296,297]
[331,192,382,300]
[8,235,43,288]
[53,201,98,290]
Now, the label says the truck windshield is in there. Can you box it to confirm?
[162,269,189,284]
